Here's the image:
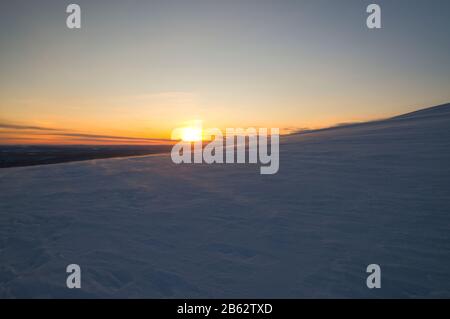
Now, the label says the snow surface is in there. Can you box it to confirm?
[1,104,450,298]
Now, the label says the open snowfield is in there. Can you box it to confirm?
[1,104,450,298]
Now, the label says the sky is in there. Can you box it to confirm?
[1,0,450,144]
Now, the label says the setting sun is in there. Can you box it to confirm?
[181,127,203,142]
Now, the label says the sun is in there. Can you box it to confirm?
[181,126,203,142]
[171,120,204,142]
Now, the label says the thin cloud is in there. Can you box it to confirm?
[0,123,63,131]
[47,132,172,143]
[0,121,172,144]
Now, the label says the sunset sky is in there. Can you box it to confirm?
[1,0,450,144]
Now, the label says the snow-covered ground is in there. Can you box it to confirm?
[1,104,450,298]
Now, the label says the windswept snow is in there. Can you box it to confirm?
[1,104,450,298]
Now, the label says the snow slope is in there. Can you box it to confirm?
[1,104,450,298]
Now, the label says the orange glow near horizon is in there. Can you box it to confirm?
[0,113,393,146]
[0,99,443,146]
